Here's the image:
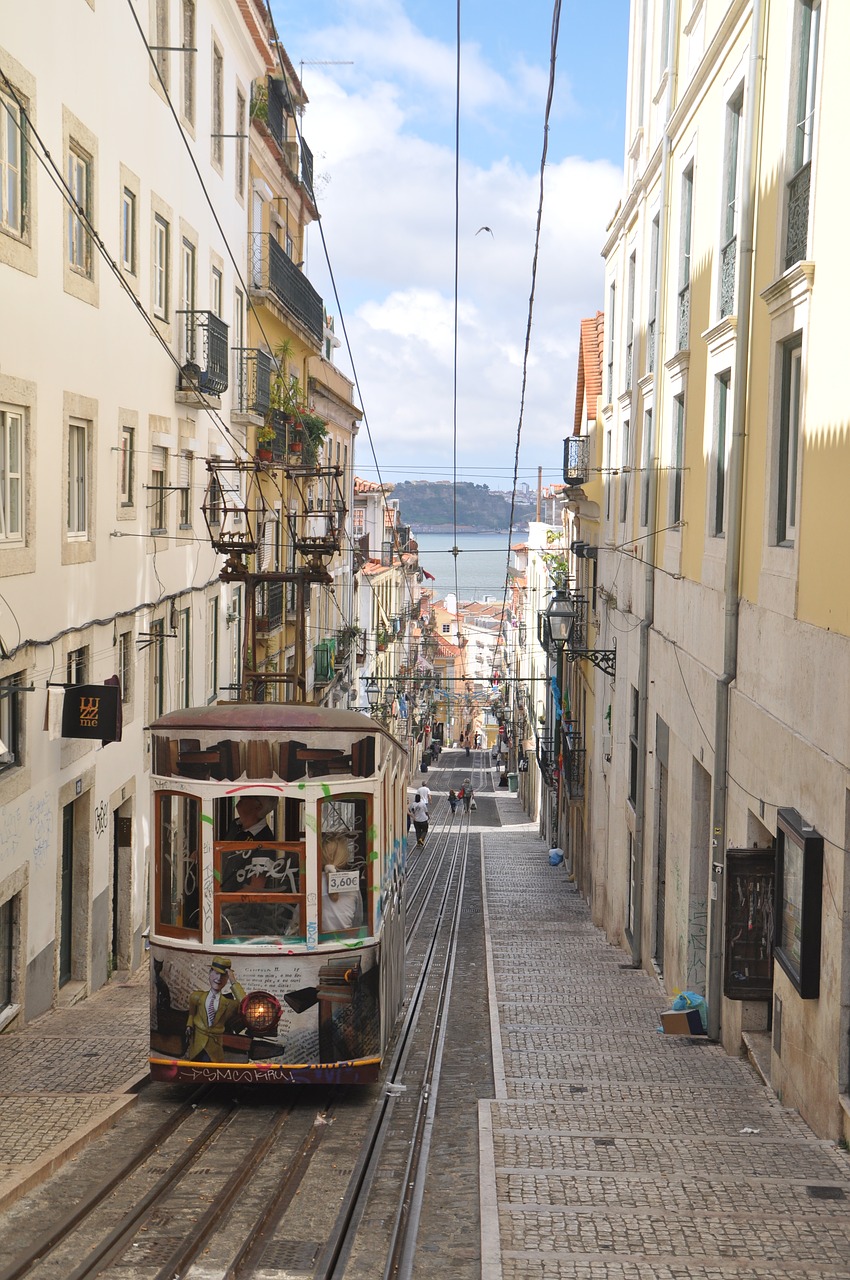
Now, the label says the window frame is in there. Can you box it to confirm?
[182,0,196,126]
[0,674,23,773]
[176,606,191,709]
[67,419,88,538]
[0,405,23,543]
[121,186,136,274]
[0,85,25,238]
[153,213,170,320]
[671,392,685,525]
[67,144,91,277]
[776,334,803,546]
[149,445,167,534]
[211,42,224,169]
[119,423,135,507]
[154,790,202,941]
[712,371,731,537]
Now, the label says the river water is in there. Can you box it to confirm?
[414,532,523,603]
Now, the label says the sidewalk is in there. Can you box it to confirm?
[0,962,149,1207]
[479,792,850,1279]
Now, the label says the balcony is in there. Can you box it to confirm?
[720,235,737,318]
[250,234,323,345]
[232,348,272,417]
[785,161,811,270]
[563,435,589,487]
[255,580,284,635]
[561,723,585,800]
[677,284,690,352]
[314,638,336,684]
[647,317,656,373]
[536,735,559,788]
[177,310,229,397]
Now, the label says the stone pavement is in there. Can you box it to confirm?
[478,794,850,1279]
[2,790,850,1278]
[0,962,149,1207]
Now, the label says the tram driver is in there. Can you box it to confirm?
[218,796,301,938]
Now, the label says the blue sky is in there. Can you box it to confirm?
[270,0,630,488]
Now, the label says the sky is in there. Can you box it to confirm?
[270,0,630,489]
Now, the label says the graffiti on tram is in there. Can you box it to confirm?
[150,945,380,1068]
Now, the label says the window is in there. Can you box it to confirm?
[236,89,246,195]
[619,420,630,523]
[207,597,218,701]
[319,795,369,939]
[182,0,196,125]
[0,406,23,542]
[211,44,224,167]
[647,214,659,373]
[67,146,91,276]
[658,0,672,75]
[626,252,636,390]
[67,645,88,685]
[154,0,169,89]
[149,618,165,718]
[713,372,731,536]
[774,807,823,999]
[118,631,132,703]
[155,792,200,939]
[0,675,23,772]
[640,408,653,527]
[720,93,743,318]
[119,424,135,506]
[605,430,612,520]
[606,281,616,403]
[68,420,88,536]
[180,237,196,362]
[671,393,685,524]
[178,450,192,526]
[121,188,136,273]
[0,894,16,1012]
[211,266,222,317]
[153,214,170,319]
[628,685,639,805]
[176,607,191,708]
[786,0,820,267]
[776,335,802,545]
[678,164,693,350]
[0,87,25,237]
[150,446,167,533]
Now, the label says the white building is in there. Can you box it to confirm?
[0,2,267,1023]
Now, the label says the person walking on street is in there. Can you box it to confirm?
[460,778,474,813]
[448,789,458,815]
[409,792,430,846]
[417,782,433,813]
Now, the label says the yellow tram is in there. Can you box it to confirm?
[148,703,407,1084]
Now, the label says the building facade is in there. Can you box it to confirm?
[582,0,850,1139]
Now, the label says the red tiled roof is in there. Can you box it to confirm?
[353,476,392,494]
[573,311,604,434]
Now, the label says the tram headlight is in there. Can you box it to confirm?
[240,990,282,1036]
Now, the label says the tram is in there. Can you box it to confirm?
[148,703,408,1084]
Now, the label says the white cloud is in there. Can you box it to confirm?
[291,12,622,482]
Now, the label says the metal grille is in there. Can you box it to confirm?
[250,234,323,344]
[677,284,690,351]
[177,310,229,395]
[646,318,656,374]
[232,347,271,415]
[260,1239,321,1270]
[720,235,737,318]
[301,137,314,197]
[563,435,589,487]
[785,161,811,269]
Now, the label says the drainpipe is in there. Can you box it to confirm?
[630,0,680,966]
[707,0,766,1039]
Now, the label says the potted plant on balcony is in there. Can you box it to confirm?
[255,420,276,462]
[375,628,392,652]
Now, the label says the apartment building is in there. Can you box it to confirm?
[581,0,850,1139]
[0,1,267,1023]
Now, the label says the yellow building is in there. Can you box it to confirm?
[592,0,850,1138]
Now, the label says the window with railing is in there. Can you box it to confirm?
[720,92,743,319]
[647,215,659,373]
[785,0,820,269]
[606,280,616,403]
[678,164,693,351]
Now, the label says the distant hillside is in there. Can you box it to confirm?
[393,481,518,532]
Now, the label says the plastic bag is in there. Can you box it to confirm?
[549,848,564,866]
[470,798,477,810]
[672,989,708,1031]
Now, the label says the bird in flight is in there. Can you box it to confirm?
[476,226,494,236]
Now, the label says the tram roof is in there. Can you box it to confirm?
[151,704,383,735]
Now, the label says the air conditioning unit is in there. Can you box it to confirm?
[601,733,612,761]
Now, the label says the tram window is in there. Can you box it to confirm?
[319,796,370,939]
[156,792,201,936]
[214,795,304,942]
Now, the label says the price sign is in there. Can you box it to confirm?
[327,869,360,895]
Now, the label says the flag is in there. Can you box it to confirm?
[422,569,436,581]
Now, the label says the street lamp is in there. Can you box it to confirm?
[545,589,576,651]
[365,677,380,710]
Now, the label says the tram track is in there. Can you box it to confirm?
[0,749,495,1280]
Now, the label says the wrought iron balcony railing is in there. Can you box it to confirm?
[677,284,690,351]
[561,723,585,800]
[255,580,284,634]
[720,235,737,318]
[250,234,323,345]
[647,317,656,373]
[563,435,589,487]
[177,310,229,396]
[232,348,272,416]
[785,161,811,270]
[536,735,559,788]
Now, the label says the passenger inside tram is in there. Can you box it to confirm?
[216,796,302,939]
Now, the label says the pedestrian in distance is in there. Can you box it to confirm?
[460,778,474,813]
[409,792,429,846]
[417,782,433,813]
[448,789,458,815]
